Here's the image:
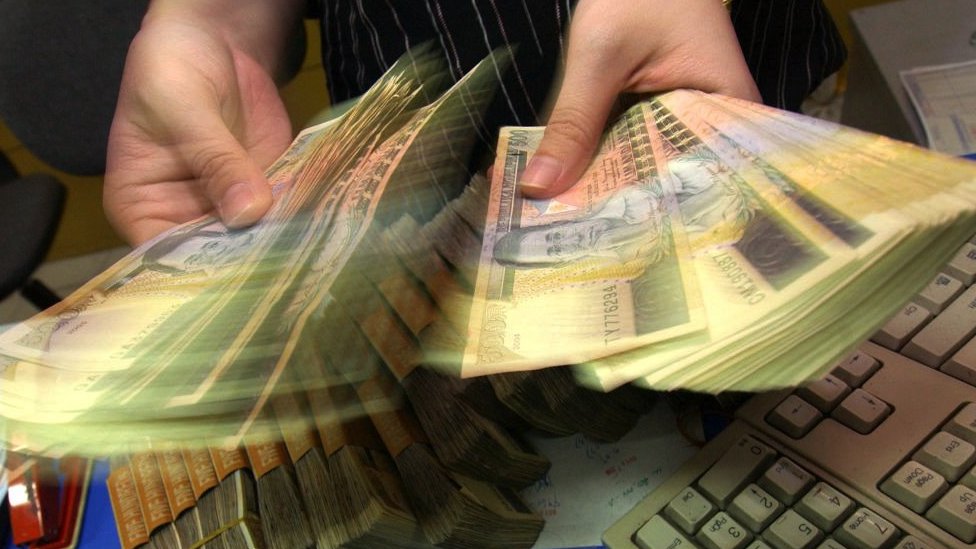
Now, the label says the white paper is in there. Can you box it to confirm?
[901,59,976,156]
[523,398,698,548]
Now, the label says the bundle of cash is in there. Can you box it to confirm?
[0,48,508,456]
[457,90,976,393]
[6,51,976,549]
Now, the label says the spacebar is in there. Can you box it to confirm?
[903,285,976,367]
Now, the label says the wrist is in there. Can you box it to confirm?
[142,0,304,80]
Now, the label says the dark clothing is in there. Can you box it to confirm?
[314,0,846,126]
[732,0,847,110]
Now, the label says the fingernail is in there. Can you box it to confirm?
[219,182,257,227]
[520,155,563,193]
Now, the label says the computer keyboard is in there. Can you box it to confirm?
[603,238,976,549]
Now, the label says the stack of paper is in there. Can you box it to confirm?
[2,59,976,461]
[456,90,976,393]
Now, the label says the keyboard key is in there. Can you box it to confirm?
[758,458,815,506]
[830,389,891,434]
[794,482,854,532]
[943,337,976,387]
[879,460,948,513]
[746,541,773,549]
[917,272,965,314]
[834,507,900,549]
[903,285,976,367]
[872,301,933,351]
[960,464,976,490]
[796,374,850,414]
[728,483,783,532]
[767,396,823,439]
[944,242,976,285]
[944,403,976,445]
[831,352,881,387]
[634,515,695,549]
[892,535,935,549]
[925,485,976,543]
[763,509,823,549]
[913,431,976,482]
[813,539,846,549]
[698,436,777,507]
[696,512,752,549]
[664,486,716,535]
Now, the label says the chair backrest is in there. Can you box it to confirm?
[0,0,148,175]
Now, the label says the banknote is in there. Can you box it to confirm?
[574,98,871,391]
[0,51,508,455]
[576,92,976,393]
[684,90,976,207]
[460,103,706,377]
[622,91,976,391]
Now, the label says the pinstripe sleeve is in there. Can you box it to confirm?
[732,0,846,111]
[316,0,845,123]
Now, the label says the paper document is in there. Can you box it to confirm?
[901,59,976,155]
[521,399,697,548]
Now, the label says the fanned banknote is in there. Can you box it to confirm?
[0,49,507,456]
[460,104,707,376]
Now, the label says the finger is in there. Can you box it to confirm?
[519,46,622,198]
[179,115,274,229]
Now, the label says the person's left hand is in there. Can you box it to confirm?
[519,0,761,198]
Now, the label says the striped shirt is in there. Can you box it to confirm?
[313,0,846,129]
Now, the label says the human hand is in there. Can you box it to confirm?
[519,0,761,198]
[104,2,301,246]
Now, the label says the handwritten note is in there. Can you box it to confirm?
[521,398,698,548]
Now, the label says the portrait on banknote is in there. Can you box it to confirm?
[491,185,665,269]
[461,115,708,375]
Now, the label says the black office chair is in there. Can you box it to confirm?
[0,151,66,309]
[0,0,306,311]
[0,0,148,310]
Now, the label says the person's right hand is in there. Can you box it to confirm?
[104,2,301,246]
[520,0,761,199]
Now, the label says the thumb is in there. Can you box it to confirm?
[519,52,620,198]
[184,125,274,229]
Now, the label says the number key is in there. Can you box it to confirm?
[794,482,854,532]
[728,483,783,532]
[697,436,777,506]
[695,512,752,549]
[764,509,823,549]
[835,507,900,549]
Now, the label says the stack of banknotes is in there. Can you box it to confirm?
[455,90,976,395]
[102,170,650,549]
[1,48,976,465]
